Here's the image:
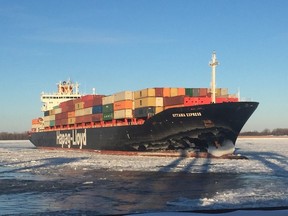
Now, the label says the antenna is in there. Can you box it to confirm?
[209,51,219,103]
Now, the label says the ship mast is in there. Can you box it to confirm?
[209,51,219,103]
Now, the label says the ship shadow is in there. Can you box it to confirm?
[108,149,288,214]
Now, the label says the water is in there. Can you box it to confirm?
[0,138,287,215]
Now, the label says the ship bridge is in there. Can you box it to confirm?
[41,80,81,111]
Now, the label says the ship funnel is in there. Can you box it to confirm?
[209,51,219,103]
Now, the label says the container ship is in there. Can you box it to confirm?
[29,52,258,157]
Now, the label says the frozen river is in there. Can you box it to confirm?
[0,137,287,215]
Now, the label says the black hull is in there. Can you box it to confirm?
[29,102,258,156]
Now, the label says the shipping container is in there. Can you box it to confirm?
[103,112,113,121]
[185,88,193,96]
[170,88,178,97]
[164,96,186,107]
[55,112,68,120]
[91,113,103,122]
[177,88,185,96]
[82,95,104,107]
[134,107,163,118]
[199,88,208,97]
[113,100,133,111]
[134,97,163,108]
[75,107,92,117]
[68,111,75,118]
[92,105,102,114]
[102,95,114,105]
[60,104,75,113]
[54,107,62,114]
[60,99,74,108]
[134,88,156,99]
[43,121,50,128]
[49,109,55,115]
[68,117,76,125]
[75,102,84,110]
[102,103,114,113]
[163,88,171,97]
[114,91,133,102]
[114,109,133,119]
[44,115,55,121]
[192,88,200,97]
[155,88,164,97]
[49,120,55,127]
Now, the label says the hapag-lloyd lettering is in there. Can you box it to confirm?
[56,129,87,149]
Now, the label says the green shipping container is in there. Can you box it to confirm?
[102,104,114,113]
[185,88,193,96]
[50,120,55,127]
[103,112,113,121]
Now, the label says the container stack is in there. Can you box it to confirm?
[134,88,164,118]
[41,87,238,129]
[113,91,134,119]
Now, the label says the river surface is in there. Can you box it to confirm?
[0,138,287,215]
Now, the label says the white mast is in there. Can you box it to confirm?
[209,51,219,103]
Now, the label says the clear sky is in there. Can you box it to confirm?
[0,0,287,132]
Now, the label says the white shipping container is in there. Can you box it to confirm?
[54,107,62,114]
[75,109,84,117]
[114,91,133,102]
[102,95,115,105]
[44,121,50,127]
[75,107,93,117]
[114,109,133,119]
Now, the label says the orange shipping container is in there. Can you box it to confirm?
[163,88,171,97]
[114,100,133,111]
[177,88,185,96]
[68,111,75,118]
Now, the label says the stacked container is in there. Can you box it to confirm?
[102,95,114,121]
[113,91,134,119]
[134,88,164,118]
[40,86,238,130]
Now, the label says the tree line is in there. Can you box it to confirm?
[0,132,29,140]
[240,128,288,136]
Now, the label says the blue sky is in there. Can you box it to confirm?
[0,0,287,132]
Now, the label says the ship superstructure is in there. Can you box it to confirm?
[41,80,81,112]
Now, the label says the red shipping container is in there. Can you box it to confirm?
[92,113,103,122]
[199,88,208,97]
[164,96,185,107]
[155,88,163,97]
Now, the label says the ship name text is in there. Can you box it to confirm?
[172,112,202,118]
[56,129,87,149]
